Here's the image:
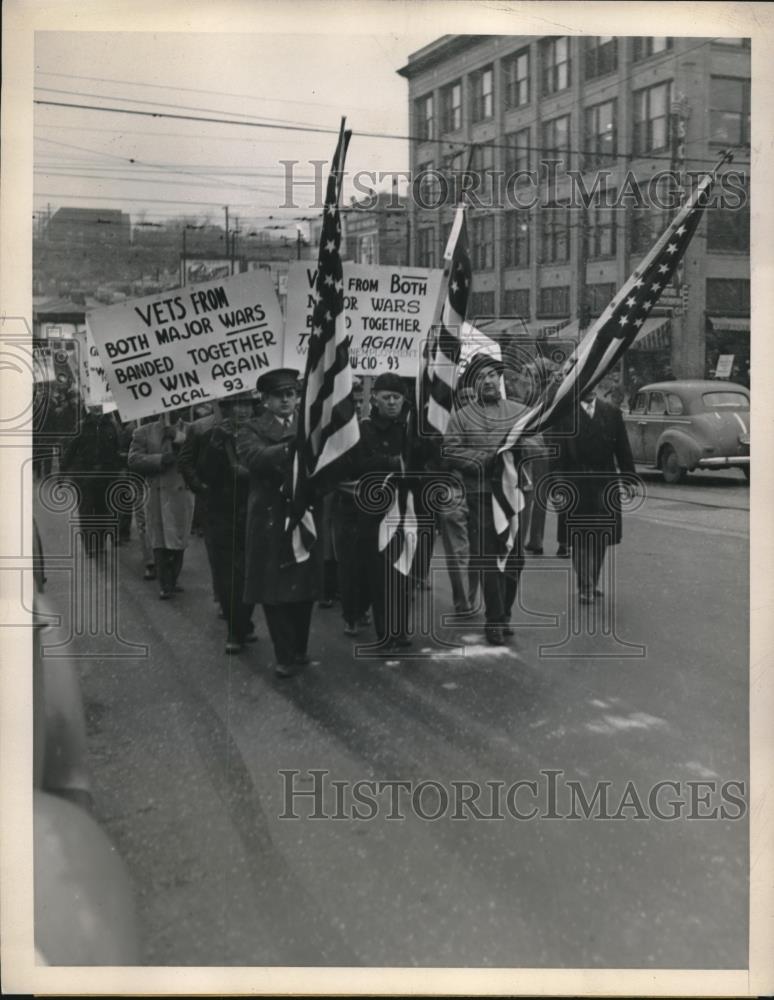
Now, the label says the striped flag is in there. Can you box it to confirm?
[491,152,731,568]
[416,202,470,437]
[285,118,360,563]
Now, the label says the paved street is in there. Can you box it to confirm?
[35,469,749,968]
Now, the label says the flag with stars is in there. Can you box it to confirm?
[490,155,728,568]
[285,118,359,564]
[416,201,470,437]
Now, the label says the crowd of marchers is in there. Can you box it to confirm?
[35,355,634,677]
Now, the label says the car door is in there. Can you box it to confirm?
[624,391,648,461]
[642,391,667,463]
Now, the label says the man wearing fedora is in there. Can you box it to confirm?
[237,369,320,677]
[443,354,536,645]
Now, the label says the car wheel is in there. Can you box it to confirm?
[659,446,685,484]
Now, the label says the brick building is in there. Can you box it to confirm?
[398,34,750,385]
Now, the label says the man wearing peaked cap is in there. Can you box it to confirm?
[255,368,300,396]
[237,368,320,678]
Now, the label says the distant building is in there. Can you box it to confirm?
[343,191,409,266]
[398,34,751,383]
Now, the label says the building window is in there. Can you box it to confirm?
[415,94,434,141]
[538,285,570,317]
[585,36,617,79]
[541,37,571,95]
[415,160,441,209]
[470,214,495,270]
[441,81,463,132]
[705,278,750,315]
[504,211,531,268]
[542,114,571,171]
[587,189,617,259]
[502,288,530,317]
[583,100,616,169]
[470,66,494,122]
[471,144,496,201]
[707,189,750,253]
[629,204,669,255]
[469,291,495,318]
[586,282,616,317]
[633,37,673,61]
[417,227,435,267]
[539,205,570,263]
[503,47,530,108]
[710,77,751,145]
[504,128,531,177]
[633,81,672,155]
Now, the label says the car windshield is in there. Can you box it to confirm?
[701,391,749,410]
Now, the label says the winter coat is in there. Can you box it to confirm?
[558,398,635,545]
[236,411,321,605]
[127,420,194,550]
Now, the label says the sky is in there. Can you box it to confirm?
[33,30,441,237]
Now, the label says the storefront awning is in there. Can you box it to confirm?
[707,316,750,333]
[630,317,672,352]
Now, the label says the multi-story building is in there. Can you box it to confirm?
[343,191,409,265]
[398,34,750,384]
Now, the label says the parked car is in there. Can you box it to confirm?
[623,380,750,484]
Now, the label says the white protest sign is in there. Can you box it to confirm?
[87,270,284,420]
[284,261,444,377]
[77,326,118,412]
[715,354,735,379]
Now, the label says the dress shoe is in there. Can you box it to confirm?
[274,662,296,678]
[578,591,594,604]
[143,567,157,581]
[556,546,570,558]
[485,626,505,645]
[159,590,173,600]
[224,641,243,655]
[524,545,543,555]
[344,624,359,637]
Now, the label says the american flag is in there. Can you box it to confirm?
[378,202,471,578]
[416,201,470,436]
[286,118,359,563]
[491,153,731,568]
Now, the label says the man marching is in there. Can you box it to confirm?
[237,369,321,678]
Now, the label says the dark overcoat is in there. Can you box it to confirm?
[236,411,321,605]
[559,398,635,545]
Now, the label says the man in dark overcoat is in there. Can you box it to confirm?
[236,369,320,678]
[559,388,635,603]
[59,405,123,557]
[194,392,256,654]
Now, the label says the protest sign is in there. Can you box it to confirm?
[77,326,118,412]
[284,261,443,377]
[87,271,284,420]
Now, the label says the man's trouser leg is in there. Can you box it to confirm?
[437,485,471,611]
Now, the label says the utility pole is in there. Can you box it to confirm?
[223,205,230,271]
[231,214,238,274]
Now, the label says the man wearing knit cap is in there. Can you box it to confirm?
[443,353,537,645]
[237,368,321,677]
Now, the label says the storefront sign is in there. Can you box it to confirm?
[87,271,284,420]
[284,261,444,376]
[715,354,735,379]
